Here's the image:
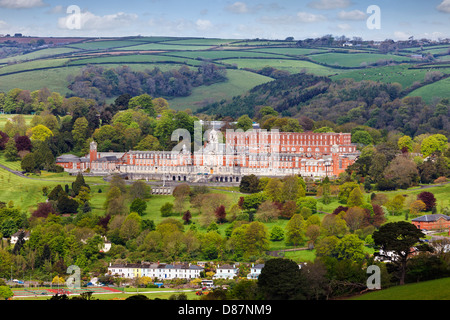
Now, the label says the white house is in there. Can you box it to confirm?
[107,262,204,280]
[213,264,239,279]
[10,230,30,245]
[247,264,264,280]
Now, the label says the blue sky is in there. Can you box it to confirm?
[0,0,449,40]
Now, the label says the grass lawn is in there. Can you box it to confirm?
[350,277,450,300]
[12,287,199,300]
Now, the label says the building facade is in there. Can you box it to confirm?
[108,262,204,280]
[56,129,359,181]
[411,214,450,231]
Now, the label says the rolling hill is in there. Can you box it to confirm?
[0,36,449,111]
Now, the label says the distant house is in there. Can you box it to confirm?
[410,54,423,60]
[213,264,239,279]
[411,214,450,231]
[247,264,264,280]
[10,230,30,245]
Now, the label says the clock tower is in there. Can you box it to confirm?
[90,141,98,162]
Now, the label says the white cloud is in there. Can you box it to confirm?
[225,1,263,14]
[393,31,411,40]
[47,5,64,14]
[337,23,351,31]
[259,12,326,25]
[58,11,138,30]
[196,19,213,31]
[226,2,249,14]
[437,0,450,13]
[337,10,366,20]
[0,0,46,9]
[0,20,8,28]
[296,12,327,23]
[308,0,352,10]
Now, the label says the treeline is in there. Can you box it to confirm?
[198,72,450,138]
[67,63,227,102]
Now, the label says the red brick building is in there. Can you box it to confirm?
[56,130,359,180]
[411,214,450,231]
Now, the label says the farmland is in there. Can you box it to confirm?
[0,36,448,111]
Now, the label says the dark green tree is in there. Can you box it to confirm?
[257,258,306,300]
[373,221,431,285]
[130,198,147,216]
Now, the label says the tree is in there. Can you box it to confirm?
[281,175,305,202]
[343,207,365,233]
[230,221,269,259]
[285,214,305,246]
[14,135,32,152]
[239,175,261,193]
[385,195,405,216]
[255,200,279,223]
[409,200,426,217]
[421,134,448,157]
[214,205,227,224]
[182,210,192,225]
[129,180,151,200]
[29,124,53,141]
[257,258,306,300]
[270,225,285,241]
[72,117,90,149]
[335,234,366,263]
[352,130,373,145]
[417,191,436,211]
[134,134,162,151]
[160,202,174,217]
[72,172,89,196]
[264,178,283,202]
[130,198,147,216]
[372,221,430,285]
[4,138,18,161]
[0,286,13,300]
[383,155,419,189]
[128,94,156,117]
[397,135,413,152]
[236,114,253,131]
[346,187,364,208]
[57,194,79,214]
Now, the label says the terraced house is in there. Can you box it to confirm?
[57,129,359,181]
[107,262,204,280]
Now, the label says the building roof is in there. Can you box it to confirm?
[412,214,450,222]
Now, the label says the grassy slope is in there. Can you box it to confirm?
[408,76,450,103]
[351,277,450,300]
[168,69,274,111]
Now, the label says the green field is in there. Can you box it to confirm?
[0,58,70,75]
[0,48,80,64]
[67,39,144,50]
[115,43,215,52]
[168,69,274,111]
[351,277,450,300]
[217,58,341,76]
[331,64,450,89]
[408,76,450,103]
[0,36,448,111]
[308,52,411,68]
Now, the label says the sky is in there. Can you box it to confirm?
[0,0,449,41]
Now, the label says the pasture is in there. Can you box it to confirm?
[0,36,448,111]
